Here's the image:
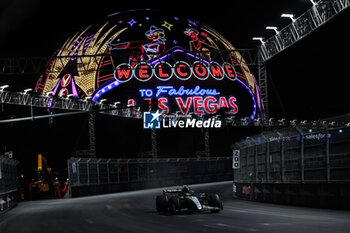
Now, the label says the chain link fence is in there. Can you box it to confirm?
[233,116,350,184]
[0,155,19,213]
[67,157,232,189]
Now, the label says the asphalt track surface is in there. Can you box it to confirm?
[1,181,350,233]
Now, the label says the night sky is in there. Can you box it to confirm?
[0,1,349,177]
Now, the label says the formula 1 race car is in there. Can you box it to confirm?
[156,185,223,214]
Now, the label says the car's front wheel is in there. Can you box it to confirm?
[156,195,169,212]
[169,196,181,214]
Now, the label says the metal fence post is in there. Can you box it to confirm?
[107,159,110,184]
[117,161,120,183]
[97,159,100,184]
[151,129,158,158]
[254,143,258,183]
[326,129,330,183]
[204,129,210,157]
[262,134,270,183]
[77,158,81,186]
[67,159,71,184]
[137,163,140,181]
[295,127,305,184]
[246,147,249,179]
[281,138,285,183]
[147,162,150,181]
[87,159,90,185]
[276,131,285,183]
[266,141,270,183]
[301,134,305,184]
[127,161,130,182]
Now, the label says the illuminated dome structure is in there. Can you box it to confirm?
[35,9,264,120]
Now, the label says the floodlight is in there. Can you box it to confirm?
[65,94,73,99]
[45,91,53,96]
[0,85,9,91]
[23,88,32,94]
[281,13,296,22]
[266,26,279,34]
[99,99,107,104]
[252,37,264,44]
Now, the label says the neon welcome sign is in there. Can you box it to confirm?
[114,61,236,83]
[113,48,236,83]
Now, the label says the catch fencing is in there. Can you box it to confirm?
[68,156,232,188]
[0,155,19,213]
[233,116,350,184]
[67,157,232,190]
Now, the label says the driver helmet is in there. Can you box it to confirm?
[182,185,190,193]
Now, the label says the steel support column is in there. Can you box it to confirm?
[151,129,157,158]
[258,53,269,120]
[88,112,96,158]
[326,129,330,183]
[204,129,210,157]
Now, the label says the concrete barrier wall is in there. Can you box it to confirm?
[0,190,18,214]
[0,156,19,214]
[233,182,350,209]
[71,175,233,197]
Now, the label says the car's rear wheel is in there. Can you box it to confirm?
[209,194,222,213]
[156,195,169,212]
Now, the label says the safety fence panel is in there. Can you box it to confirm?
[234,117,350,184]
[0,155,19,213]
[68,157,233,187]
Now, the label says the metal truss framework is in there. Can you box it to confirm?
[0,48,269,121]
[0,90,142,118]
[258,56,268,120]
[259,0,349,62]
[0,48,267,119]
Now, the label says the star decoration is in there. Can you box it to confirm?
[127,19,137,27]
[187,19,198,27]
[173,40,178,44]
[162,20,173,31]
